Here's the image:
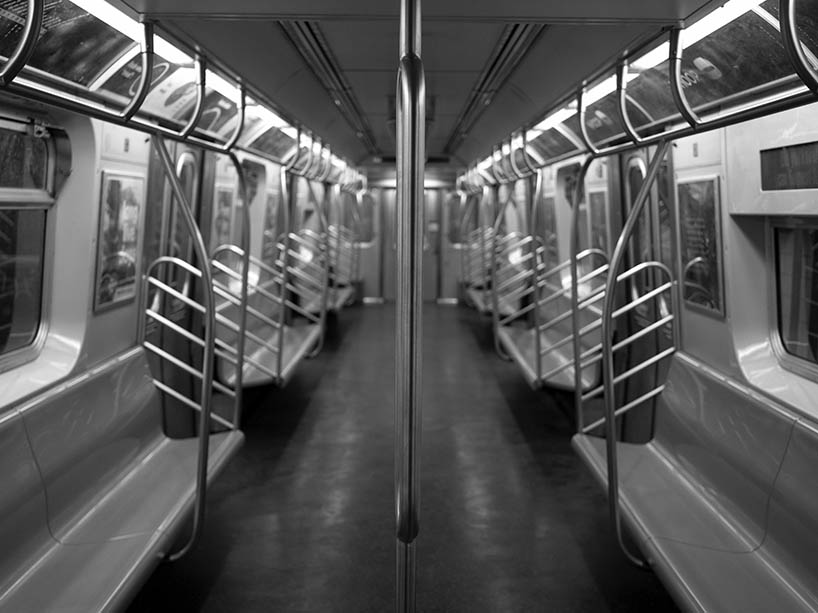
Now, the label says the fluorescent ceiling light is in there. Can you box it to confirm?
[206,70,239,102]
[477,156,493,171]
[247,99,290,129]
[70,0,141,41]
[684,0,763,48]
[71,0,191,64]
[627,0,763,73]
[630,42,670,72]
[280,126,298,139]
[533,106,576,132]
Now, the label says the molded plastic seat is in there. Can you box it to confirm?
[0,349,243,612]
[498,325,598,390]
[572,354,818,612]
[466,286,490,313]
[328,285,355,312]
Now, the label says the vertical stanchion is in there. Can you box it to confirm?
[395,0,425,610]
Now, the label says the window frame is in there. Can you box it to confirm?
[0,118,56,374]
[769,218,818,384]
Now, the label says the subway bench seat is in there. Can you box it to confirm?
[0,348,243,612]
[216,288,321,388]
[573,353,818,612]
[498,289,601,391]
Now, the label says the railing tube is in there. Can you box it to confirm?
[396,0,425,608]
[152,134,216,562]
[227,151,251,427]
[780,0,818,94]
[530,170,544,380]
[0,0,44,87]
[119,23,154,121]
[577,86,601,156]
[570,154,596,420]
[669,28,701,128]
[491,196,515,360]
[616,60,645,146]
[600,139,671,568]
[180,55,206,138]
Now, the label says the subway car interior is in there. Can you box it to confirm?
[1,0,818,610]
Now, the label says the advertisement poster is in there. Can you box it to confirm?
[95,172,143,311]
[678,178,722,313]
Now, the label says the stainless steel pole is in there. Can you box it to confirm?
[395,0,425,609]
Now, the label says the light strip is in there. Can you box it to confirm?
[683,0,764,48]
[246,99,289,128]
[532,106,576,132]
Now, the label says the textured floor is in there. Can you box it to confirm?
[128,303,679,612]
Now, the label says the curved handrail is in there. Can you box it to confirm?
[180,55,206,139]
[119,23,154,122]
[570,154,596,427]
[0,0,44,87]
[616,60,644,147]
[577,85,601,156]
[491,192,521,359]
[781,0,818,94]
[599,138,672,568]
[669,27,701,128]
[226,151,251,425]
[151,135,216,562]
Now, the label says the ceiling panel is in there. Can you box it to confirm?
[164,18,369,161]
[454,22,658,163]
[122,0,717,24]
[131,0,719,170]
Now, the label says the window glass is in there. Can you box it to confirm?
[626,59,680,133]
[584,92,626,146]
[249,127,297,161]
[528,127,580,164]
[589,191,608,252]
[0,209,46,355]
[762,0,818,60]
[535,195,559,268]
[355,193,376,243]
[0,1,134,87]
[0,128,48,189]
[776,227,818,364]
[678,178,723,313]
[681,9,793,114]
[98,54,198,125]
[197,91,239,137]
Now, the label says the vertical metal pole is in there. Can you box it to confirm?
[152,135,215,562]
[570,155,595,430]
[396,0,425,610]
[600,139,670,568]
[228,152,250,428]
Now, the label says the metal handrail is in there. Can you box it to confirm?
[150,135,217,562]
[570,155,597,424]
[396,0,424,607]
[462,0,818,181]
[577,86,600,156]
[225,151,251,425]
[490,194,521,358]
[781,0,818,94]
[180,55,206,138]
[669,28,701,128]
[0,0,44,87]
[616,60,644,146]
[119,23,154,122]
[598,139,674,568]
